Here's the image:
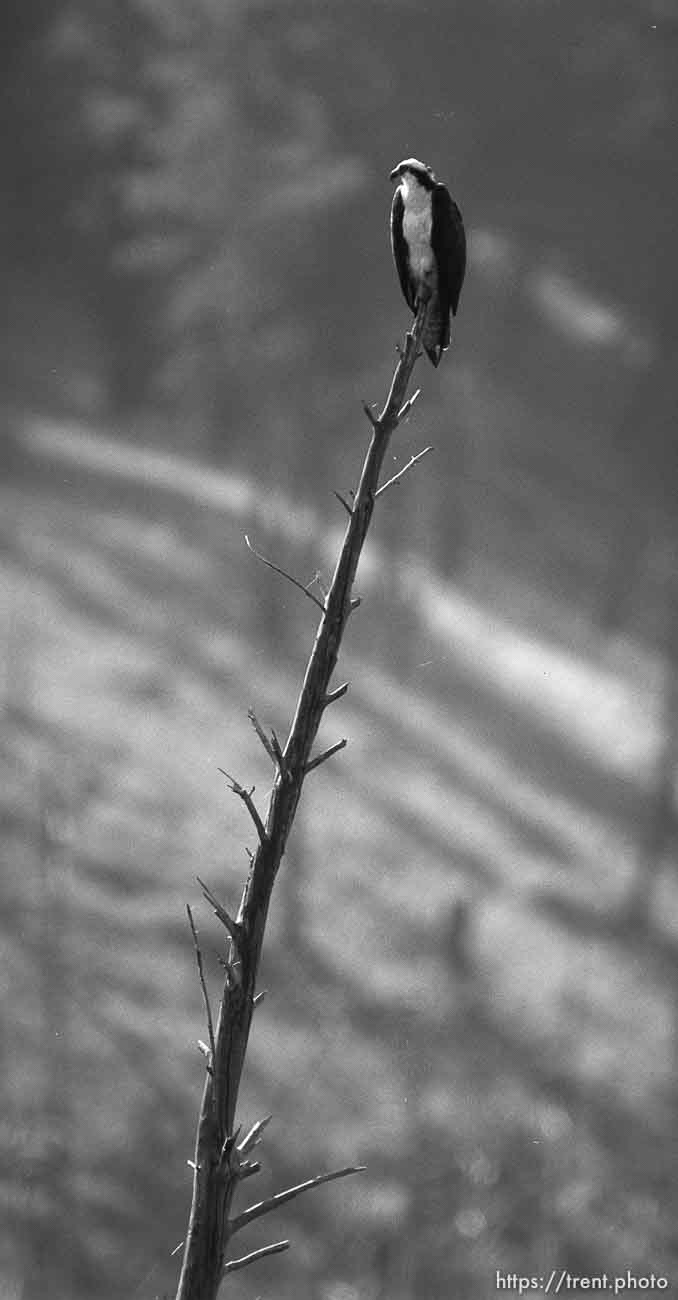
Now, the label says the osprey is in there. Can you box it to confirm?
[390,158,466,366]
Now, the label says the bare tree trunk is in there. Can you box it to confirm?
[176,301,433,1299]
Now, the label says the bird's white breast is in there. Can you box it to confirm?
[400,176,434,280]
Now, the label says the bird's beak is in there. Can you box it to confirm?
[389,166,400,182]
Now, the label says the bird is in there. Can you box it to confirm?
[389,158,466,366]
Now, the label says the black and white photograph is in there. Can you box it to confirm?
[2,3,676,1297]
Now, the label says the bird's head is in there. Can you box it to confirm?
[389,158,437,189]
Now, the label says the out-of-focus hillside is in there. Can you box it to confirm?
[2,424,677,1298]
[3,1,677,641]
[2,2,678,1298]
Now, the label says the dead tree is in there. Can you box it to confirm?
[176,300,432,1299]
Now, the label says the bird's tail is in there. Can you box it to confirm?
[422,299,450,367]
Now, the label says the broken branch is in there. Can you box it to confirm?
[303,737,347,774]
[333,490,353,516]
[322,681,349,707]
[196,876,241,946]
[218,769,268,845]
[230,1165,366,1235]
[362,400,379,428]
[397,386,421,422]
[186,905,216,1069]
[223,1240,290,1275]
[247,708,277,764]
[237,1113,273,1155]
[375,445,433,497]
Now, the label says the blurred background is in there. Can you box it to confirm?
[2,2,678,1297]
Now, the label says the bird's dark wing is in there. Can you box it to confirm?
[390,188,416,311]
[431,184,466,317]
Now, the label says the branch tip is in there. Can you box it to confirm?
[323,681,349,707]
[231,1164,366,1235]
[333,489,353,516]
[244,533,325,613]
[362,400,379,428]
[396,386,421,421]
[304,737,347,774]
[186,904,216,1067]
[196,875,241,945]
[247,708,277,764]
[307,570,329,602]
[223,1240,290,1275]
[218,769,268,845]
[375,445,433,498]
[238,1114,273,1155]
